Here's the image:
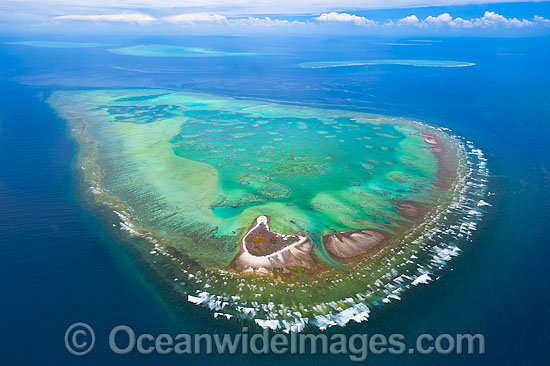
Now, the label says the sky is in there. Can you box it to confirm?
[1,0,550,35]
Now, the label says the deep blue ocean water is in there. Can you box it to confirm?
[0,35,549,364]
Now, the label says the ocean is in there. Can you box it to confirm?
[0,35,549,364]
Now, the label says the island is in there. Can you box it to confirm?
[48,89,489,332]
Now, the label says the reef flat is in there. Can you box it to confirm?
[49,89,489,331]
[108,44,261,57]
[298,60,475,68]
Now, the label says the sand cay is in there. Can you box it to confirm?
[324,230,385,258]
[234,215,385,273]
[232,216,316,275]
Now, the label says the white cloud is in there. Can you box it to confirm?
[51,12,309,29]
[162,13,227,23]
[534,15,550,25]
[396,14,421,26]
[392,11,549,29]
[473,11,532,27]
[233,17,306,27]
[316,12,376,26]
[424,13,453,26]
[48,10,550,33]
[54,13,156,24]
